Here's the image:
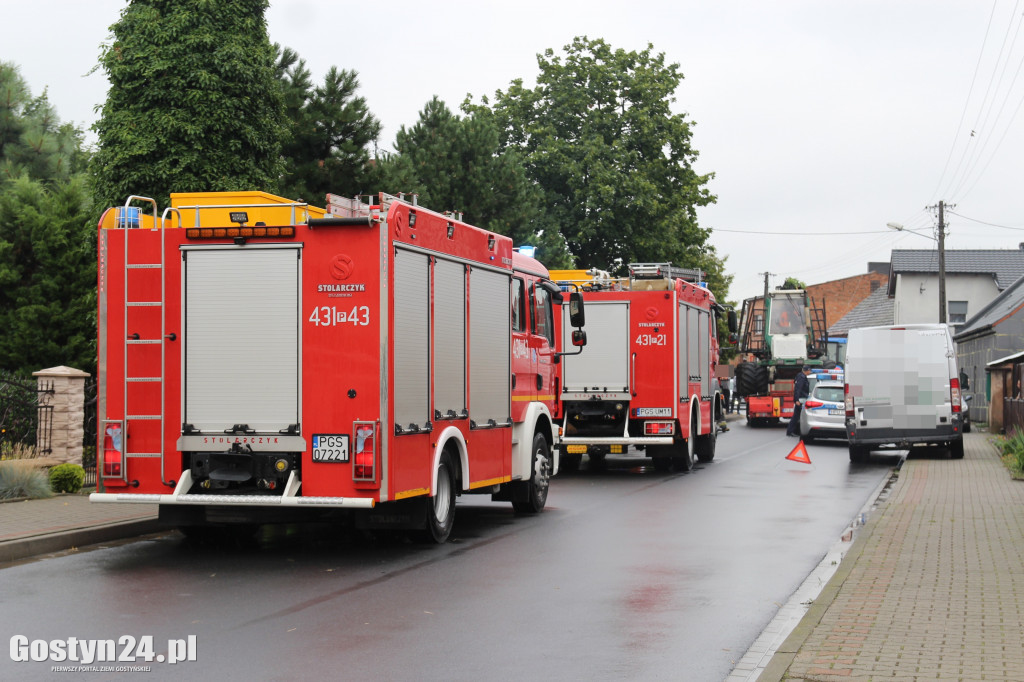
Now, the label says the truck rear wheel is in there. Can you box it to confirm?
[950,438,965,459]
[513,432,551,513]
[417,451,456,543]
[695,422,716,463]
[673,434,695,472]
[559,452,581,473]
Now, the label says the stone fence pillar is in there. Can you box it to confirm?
[33,366,90,465]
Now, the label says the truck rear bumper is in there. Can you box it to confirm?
[559,436,674,446]
[89,471,375,509]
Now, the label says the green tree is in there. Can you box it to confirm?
[275,46,381,203]
[0,62,95,376]
[471,36,723,286]
[378,97,572,267]
[781,277,806,290]
[91,0,285,209]
[1,62,85,182]
[0,176,96,376]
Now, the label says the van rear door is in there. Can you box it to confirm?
[850,326,953,431]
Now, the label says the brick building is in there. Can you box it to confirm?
[805,262,889,332]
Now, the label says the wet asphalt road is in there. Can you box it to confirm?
[1,421,901,681]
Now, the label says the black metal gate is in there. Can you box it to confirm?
[82,377,97,486]
[0,372,54,456]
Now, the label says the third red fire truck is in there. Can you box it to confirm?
[551,263,732,472]
[90,190,585,543]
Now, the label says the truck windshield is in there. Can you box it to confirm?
[769,296,806,335]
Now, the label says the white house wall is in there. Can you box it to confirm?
[894,273,1000,324]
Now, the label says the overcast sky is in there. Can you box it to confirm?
[4,1,1023,303]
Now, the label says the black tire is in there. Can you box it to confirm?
[736,362,769,397]
[417,451,456,543]
[672,433,695,472]
[963,420,971,434]
[513,432,552,513]
[849,445,871,463]
[950,438,965,459]
[695,421,716,463]
[559,452,581,473]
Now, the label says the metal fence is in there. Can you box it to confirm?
[0,373,54,456]
[82,377,97,486]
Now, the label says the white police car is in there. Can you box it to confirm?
[799,380,847,443]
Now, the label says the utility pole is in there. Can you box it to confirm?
[938,201,946,324]
[926,201,952,324]
[759,271,773,300]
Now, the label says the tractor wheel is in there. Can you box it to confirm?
[736,362,769,396]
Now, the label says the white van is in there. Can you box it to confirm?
[844,324,965,462]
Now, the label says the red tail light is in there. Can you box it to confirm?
[951,378,961,413]
[102,423,124,479]
[805,399,824,408]
[353,422,377,481]
[644,421,675,436]
[845,384,854,418]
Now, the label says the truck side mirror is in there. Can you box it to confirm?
[727,310,738,334]
[571,330,587,347]
[569,291,585,328]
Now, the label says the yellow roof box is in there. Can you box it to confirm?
[170,191,326,228]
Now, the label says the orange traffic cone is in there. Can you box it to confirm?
[786,440,812,464]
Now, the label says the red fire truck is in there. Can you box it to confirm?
[90,191,585,543]
[550,264,732,472]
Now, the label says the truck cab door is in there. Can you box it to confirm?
[531,282,557,413]
[511,277,532,422]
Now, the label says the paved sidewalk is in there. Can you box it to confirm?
[760,430,1024,681]
[0,493,161,564]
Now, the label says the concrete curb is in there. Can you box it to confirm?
[0,518,165,564]
[756,492,887,682]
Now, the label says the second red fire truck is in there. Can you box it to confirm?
[551,264,732,472]
[90,190,585,543]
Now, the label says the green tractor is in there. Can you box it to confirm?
[734,289,828,425]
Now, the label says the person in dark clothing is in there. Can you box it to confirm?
[786,365,813,437]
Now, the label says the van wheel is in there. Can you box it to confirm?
[950,439,965,459]
[513,432,551,513]
[417,451,456,543]
[849,445,871,463]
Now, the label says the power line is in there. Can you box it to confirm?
[947,209,1024,230]
[932,0,999,199]
[711,228,894,236]
[945,1,1024,200]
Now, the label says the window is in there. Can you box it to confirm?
[533,284,554,345]
[511,278,526,332]
[948,300,968,324]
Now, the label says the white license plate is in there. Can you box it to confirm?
[828,409,844,416]
[635,407,672,417]
[313,434,349,462]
